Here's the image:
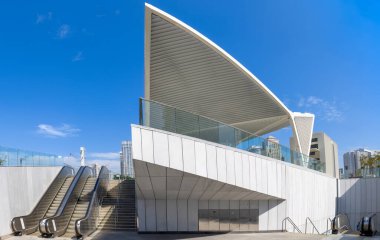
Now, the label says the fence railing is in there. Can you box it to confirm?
[139,98,325,173]
[0,145,63,167]
[341,167,380,179]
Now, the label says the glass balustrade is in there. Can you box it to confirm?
[0,146,63,167]
[139,98,325,173]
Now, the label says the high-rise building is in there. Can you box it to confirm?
[120,141,133,177]
[264,136,281,160]
[309,132,339,178]
[343,148,374,177]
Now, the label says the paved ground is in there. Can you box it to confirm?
[89,231,325,240]
[6,232,380,240]
[88,231,380,240]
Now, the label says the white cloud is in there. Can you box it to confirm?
[62,152,120,173]
[298,96,323,107]
[57,24,70,39]
[87,159,120,173]
[36,12,52,24]
[37,124,80,138]
[62,155,80,167]
[297,96,344,122]
[89,152,120,159]
[72,51,84,62]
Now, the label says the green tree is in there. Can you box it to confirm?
[360,154,380,177]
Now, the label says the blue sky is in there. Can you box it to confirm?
[1,0,379,171]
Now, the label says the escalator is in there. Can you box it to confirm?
[39,166,109,238]
[11,166,75,236]
[12,165,110,238]
[331,213,352,234]
[358,213,377,236]
[44,177,74,218]
[64,177,97,237]
[39,166,94,237]
[75,166,109,238]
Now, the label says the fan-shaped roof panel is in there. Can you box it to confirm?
[145,4,292,135]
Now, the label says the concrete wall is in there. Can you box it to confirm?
[338,178,380,231]
[136,199,287,232]
[0,166,61,237]
[132,124,337,233]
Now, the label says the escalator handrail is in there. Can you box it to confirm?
[11,166,74,235]
[75,166,110,238]
[332,213,352,234]
[39,166,94,236]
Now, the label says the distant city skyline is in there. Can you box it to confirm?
[343,148,379,177]
[1,0,380,169]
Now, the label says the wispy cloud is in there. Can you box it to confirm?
[36,12,52,24]
[87,159,120,173]
[37,124,80,138]
[297,96,344,122]
[89,152,120,159]
[62,152,120,173]
[115,9,121,16]
[72,51,84,62]
[57,24,70,39]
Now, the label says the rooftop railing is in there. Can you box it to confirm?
[0,145,63,167]
[139,98,325,173]
[341,167,380,179]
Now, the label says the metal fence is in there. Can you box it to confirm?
[0,145,63,167]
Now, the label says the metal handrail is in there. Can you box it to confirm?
[39,166,93,237]
[75,166,110,238]
[305,217,320,234]
[338,225,350,233]
[323,218,332,235]
[11,166,74,235]
[282,217,302,234]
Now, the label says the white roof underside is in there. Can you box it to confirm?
[145,4,292,135]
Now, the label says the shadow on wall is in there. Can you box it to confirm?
[338,178,380,231]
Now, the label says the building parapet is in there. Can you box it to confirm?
[139,98,325,173]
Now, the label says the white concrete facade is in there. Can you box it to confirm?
[132,125,337,233]
[0,166,62,237]
[338,178,380,231]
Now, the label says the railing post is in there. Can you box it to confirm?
[139,98,143,126]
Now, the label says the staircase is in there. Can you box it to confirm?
[64,177,97,237]
[98,179,136,231]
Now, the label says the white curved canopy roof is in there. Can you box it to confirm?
[144,3,314,156]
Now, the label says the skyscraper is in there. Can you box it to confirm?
[264,136,281,160]
[120,141,133,177]
[309,132,339,178]
[290,132,339,177]
[343,148,373,177]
